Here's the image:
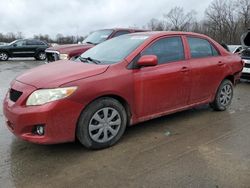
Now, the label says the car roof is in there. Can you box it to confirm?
[127,31,211,38]
[96,28,149,32]
[113,28,149,32]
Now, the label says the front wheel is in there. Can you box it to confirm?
[210,79,233,111]
[0,52,9,61]
[77,98,127,149]
[36,52,46,61]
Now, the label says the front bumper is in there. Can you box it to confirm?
[3,81,84,144]
[45,50,60,63]
[241,59,250,80]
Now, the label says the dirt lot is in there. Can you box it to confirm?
[0,59,250,188]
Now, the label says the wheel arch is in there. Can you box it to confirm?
[224,75,234,84]
[34,49,45,57]
[75,94,132,144]
[0,50,10,56]
[0,50,10,60]
[76,94,132,131]
[224,73,239,85]
[93,94,131,126]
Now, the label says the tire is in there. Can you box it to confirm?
[36,51,46,61]
[77,97,127,149]
[210,79,233,111]
[0,52,9,61]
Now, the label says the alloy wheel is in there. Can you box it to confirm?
[0,52,8,61]
[219,84,232,106]
[39,52,46,60]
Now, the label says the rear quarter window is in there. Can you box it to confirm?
[187,37,219,58]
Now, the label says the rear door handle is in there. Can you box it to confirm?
[218,61,225,66]
[180,66,190,72]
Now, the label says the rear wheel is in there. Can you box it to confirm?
[210,79,233,111]
[77,98,127,149]
[0,52,9,61]
[36,51,46,60]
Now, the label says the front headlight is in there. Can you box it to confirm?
[59,53,69,60]
[26,87,77,106]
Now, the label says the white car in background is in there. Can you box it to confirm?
[228,45,242,54]
[241,30,250,81]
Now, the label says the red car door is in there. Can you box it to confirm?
[133,36,191,118]
[186,36,225,104]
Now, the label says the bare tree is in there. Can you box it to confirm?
[205,0,240,44]
[147,18,166,31]
[236,0,250,29]
[164,7,197,31]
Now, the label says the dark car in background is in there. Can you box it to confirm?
[0,39,49,61]
[0,42,9,46]
[240,29,250,80]
[45,28,148,63]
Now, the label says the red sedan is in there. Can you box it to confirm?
[3,32,243,149]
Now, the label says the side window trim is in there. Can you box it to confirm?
[128,35,186,69]
[187,36,220,59]
[140,36,185,65]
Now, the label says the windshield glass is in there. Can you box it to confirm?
[228,45,239,52]
[82,29,113,45]
[78,35,149,64]
[9,40,19,45]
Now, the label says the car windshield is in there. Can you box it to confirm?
[228,45,240,53]
[78,35,149,64]
[82,29,113,45]
[9,40,19,45]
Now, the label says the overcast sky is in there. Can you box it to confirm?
[0,0,214,38]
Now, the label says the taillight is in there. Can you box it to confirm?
[241,59,245,66]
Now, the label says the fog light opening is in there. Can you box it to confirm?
[35,125,45,136]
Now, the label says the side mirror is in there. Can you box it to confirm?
[13,44,17,47]
[137,55,158,67]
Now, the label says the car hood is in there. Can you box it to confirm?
[46,44,94,54]
[0,45,9,48]
[15,60,109,88]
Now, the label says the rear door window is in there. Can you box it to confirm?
[141,36,185,64]
[26,40,37,45]
[36,41,45,45]
[187,37,219,58]
[113,31,131,38]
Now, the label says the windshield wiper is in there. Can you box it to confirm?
[86,41,97,45]
[78,57,101,64]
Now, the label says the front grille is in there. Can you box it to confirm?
[9,88,23,102]
[46,51,59,62]
[244,63,250,68]
[241,73,250,80]
[242,49,250,57]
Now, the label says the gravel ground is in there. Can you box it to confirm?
[0,59,250,188]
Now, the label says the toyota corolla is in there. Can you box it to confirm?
[3,32,243,149]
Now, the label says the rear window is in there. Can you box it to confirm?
[26,40,45,45]
[187,37,219,58]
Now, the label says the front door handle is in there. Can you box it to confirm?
[180,66,189,72]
